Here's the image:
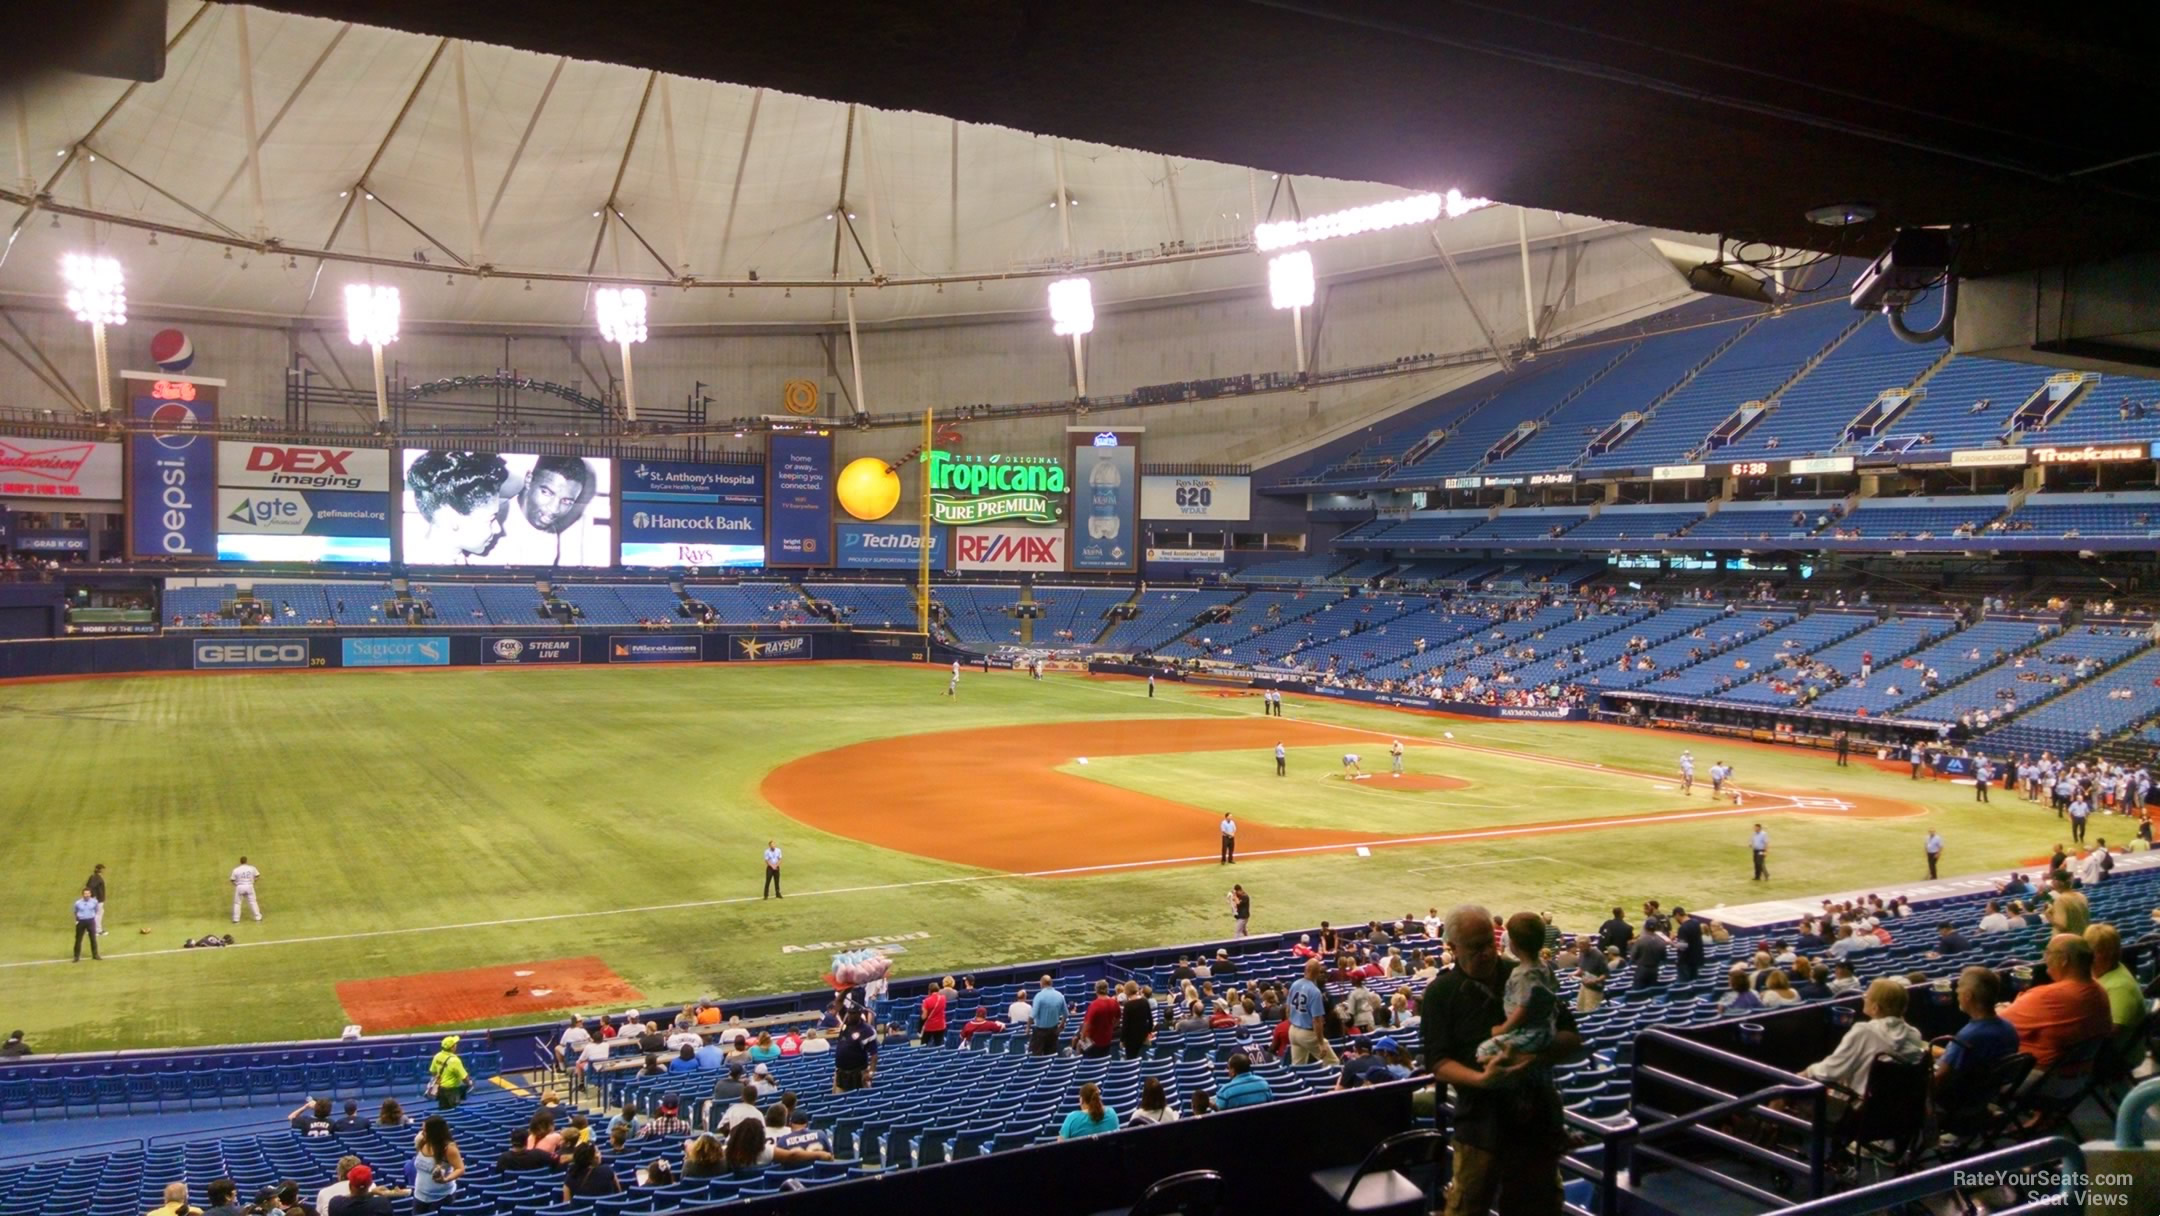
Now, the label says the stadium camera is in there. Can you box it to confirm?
[1849,227,1953,312]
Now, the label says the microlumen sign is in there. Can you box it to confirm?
[926,450,1066,525]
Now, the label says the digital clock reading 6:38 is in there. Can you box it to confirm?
[1728,460,1771,477]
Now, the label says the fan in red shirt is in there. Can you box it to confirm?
[920,981,951,1047]
[1076,980,1121,1058]
[959,1008,1006,1046]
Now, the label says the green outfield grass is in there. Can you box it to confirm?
[0,664,2094,1053]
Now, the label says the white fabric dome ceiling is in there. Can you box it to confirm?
[0,2,1549,329]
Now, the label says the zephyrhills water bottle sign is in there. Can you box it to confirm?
[1070,433,1138,571]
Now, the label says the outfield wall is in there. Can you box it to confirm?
[0,627,955,681]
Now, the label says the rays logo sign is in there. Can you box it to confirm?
[734,634,810,661]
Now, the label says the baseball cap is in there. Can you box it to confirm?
[660,1095,680,1113]
[439,1035,458,1050]
[1371,1036,1400,1054]
[753,1063,771,1076]
[787,1107,811,1124]
[346,1166,373,1187]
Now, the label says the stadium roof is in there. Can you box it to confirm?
[242,0,2160,281]
[0,2,1631,329]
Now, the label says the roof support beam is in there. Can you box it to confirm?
[1430,227,1512,373]
[827,105,857,279]
[205,23,351,216]
[584,70,657,277]
[84,145,249,243]
[0,0,215,271]
[478,55,564,257]
[307,36,450,305]
[1517,206,1538,345]
[656,74,690,274]
[713,87,761,275]
[231,6,271,239]
[0,307,89,414]
[452,41,484,266]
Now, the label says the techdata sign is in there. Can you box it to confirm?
[0,436,123,505]
[731,634,811,661]
[1140,474,1250,522]
[954,524,1066,572]
[126,371,223,558]
[482,636,582,664]
[193,639,310,670]
[837,523,948,569]
[1069,429,1139,572]
[609,634,701,662]
[341,636,450,667]
[621,460,766,568]
[766,433,833,567]
[926,450,1066,525]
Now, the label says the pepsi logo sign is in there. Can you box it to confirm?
[150,328,194,372]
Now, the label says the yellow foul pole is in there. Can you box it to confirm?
[917,408,933,640]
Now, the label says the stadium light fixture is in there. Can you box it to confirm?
[61,253,125,420]
[1267,251,1315,377]
[1048,277,1094,398]
[343,283,400,430]
[595,287,648,426]
[1253,189,1492,252]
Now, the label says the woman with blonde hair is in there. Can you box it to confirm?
[1058,1081,1119,1139]
[1758,970,1799,1006]
[747,1031,780,1063]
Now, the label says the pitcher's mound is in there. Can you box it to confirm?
[1370,773,1472,792]
[337,955,642,1032]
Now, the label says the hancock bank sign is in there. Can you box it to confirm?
[927,450,1065,526]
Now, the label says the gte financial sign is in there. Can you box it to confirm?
[927,450,1066,525]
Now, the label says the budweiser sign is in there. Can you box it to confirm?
[0,436,123,499]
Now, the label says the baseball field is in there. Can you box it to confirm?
[0,662,2078,1052]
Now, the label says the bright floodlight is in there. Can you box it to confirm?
[1268,250,1315,310]
[1048,277,1094,337]
[1442,188,1493,219]
[61,253,126,326]
[343,283,400,347]
[595,287,648,345]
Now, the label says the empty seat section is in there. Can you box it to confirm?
[1713,316,1945,461]
[1484,321,1746,474]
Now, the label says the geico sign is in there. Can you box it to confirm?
[194,642,309,667]
[2031,444,2147,465]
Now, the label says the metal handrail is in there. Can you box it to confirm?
[1772,1138,2086,1216]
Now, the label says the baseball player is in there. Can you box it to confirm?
[1274,742,1286,777]
[1678,751,1695,796]
[1708,761,1731,796]
[230,856,263,923]
[1389,740,1404,777]
[1341,753,1363,778]
[84,864,107,936]
[946,667,959,698]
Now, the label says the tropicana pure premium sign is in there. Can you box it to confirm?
[925,449,1067,525]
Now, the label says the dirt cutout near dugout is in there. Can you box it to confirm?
[337,956,643,1032]
[760,718,1923,875]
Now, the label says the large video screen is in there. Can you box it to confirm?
[400,450,613,567]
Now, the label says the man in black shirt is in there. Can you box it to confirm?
[495,1129,558,1171]
[288,1097,333,1137]
[85,864,107,936]
[709,1063,747,1103]
[1421,904,1581,1216]
[330,1099,366,1133]
[1596,908,1633,954]
[1630,929,1668,991]
[1673,908,1706,983]
[202,1179,245,1216]
[0,1031,27,1060]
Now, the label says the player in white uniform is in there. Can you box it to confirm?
[1678,751,1695,796]
[1341,753,1363,777]
[1390,740,1405,776]
[230,856,263,922]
